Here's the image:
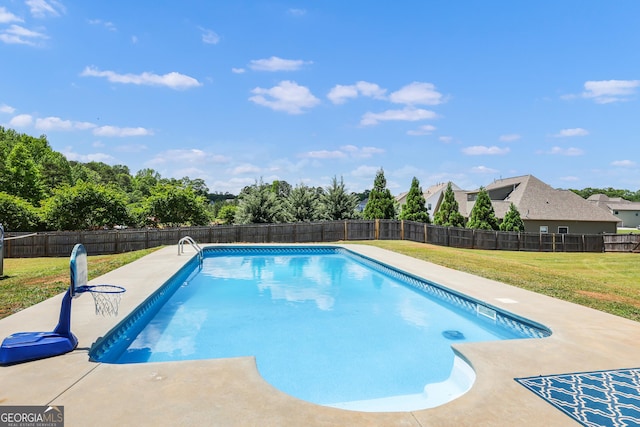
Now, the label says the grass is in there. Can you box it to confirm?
[353,240,640,322]
[0,248,160,319]
[1,242,639,323]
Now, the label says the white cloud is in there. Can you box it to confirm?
[342,145,385,158]
[358,146,385,158]
[360,107,437,126]
[389,82,444,105]
[248,56,312,72]
[26,0,65,18]
[327,85,359,104]
[232,67,245,74]
[302,150,347,159]
[439,136,453,143]
[114,144,147,153]
[471,166,499,174]
[300,145,384,160]
[547,146,584,156]
[351,165,379,178]
[147,149,230,167]
[93,126,153,137]
[288,8,307,16]
[0,104,15,114]
[249,80,320,114]
[553,128,589,137]
[407,124,436,136]
[462,145,510,155]
[327,81,386,104]
[560,176,580,182]
[61,148,116,164]
[0,24,48,46]
[611,159,636,167]
[35,116,96,131]
[199,27,219,44]
[582,80,640,104]
[80,66,202,90]
[499,133,521,142]
[230,164,262,175]
[88,19,117,32]
[8,114,33,127]
[0,7,23,23]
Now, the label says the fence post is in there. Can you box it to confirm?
[0,223,4,277]
[344,221,348,241]
[401,220,405,240]
[424,224,427,243]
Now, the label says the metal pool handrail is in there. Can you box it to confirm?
[178,236,203,264]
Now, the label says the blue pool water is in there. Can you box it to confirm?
[90,246,550,411]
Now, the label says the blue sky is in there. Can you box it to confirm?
[1,1,639,195]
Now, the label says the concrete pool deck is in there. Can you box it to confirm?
[1,243,639,426]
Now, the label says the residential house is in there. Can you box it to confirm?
[405,175,618,234]
[587,194,640,229]
[396,182,462,217]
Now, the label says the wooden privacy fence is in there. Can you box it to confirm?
[603,233,640,253]
[3,220,623,258]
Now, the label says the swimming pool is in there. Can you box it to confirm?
[90,246,550,412]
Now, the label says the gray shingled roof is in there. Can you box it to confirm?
[480,175,619,222]
[397,175,619,223]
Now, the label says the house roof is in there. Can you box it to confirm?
[586,194,640,212]
[395,182,461,206]
[469,175,619,222]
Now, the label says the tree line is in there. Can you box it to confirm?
[1,127,636,232]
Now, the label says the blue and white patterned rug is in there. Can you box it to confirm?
[515,368,640,427]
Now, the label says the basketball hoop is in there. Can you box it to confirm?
[83,285,126,316]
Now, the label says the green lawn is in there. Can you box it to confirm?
[0,248,160,319]
[353,240,640,322]
[1,242,639,323]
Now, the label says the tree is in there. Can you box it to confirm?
[283,183,321,222]
[399,177,430,223]
[38,151,73,195]
[0,192,41,231]
[467,187,499,230]
[235,179,284,224]
[319,176,359,220]
[500,203,525,232]
[142,184,210,227]
[217,203,238,225]
[362,168,396,220]
[270,180,292,198]
[42,181,132,230]
[4,142,43,205]
[433,182,465,227]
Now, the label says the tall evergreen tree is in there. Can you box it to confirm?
[235,179,284,224]
[500,203,525,232]
[433,182,465,227]
[363,168,396,220]
[399,177,430,223]
[283,183,321,222]
[467,187,499,230]
[319,176,358,220]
